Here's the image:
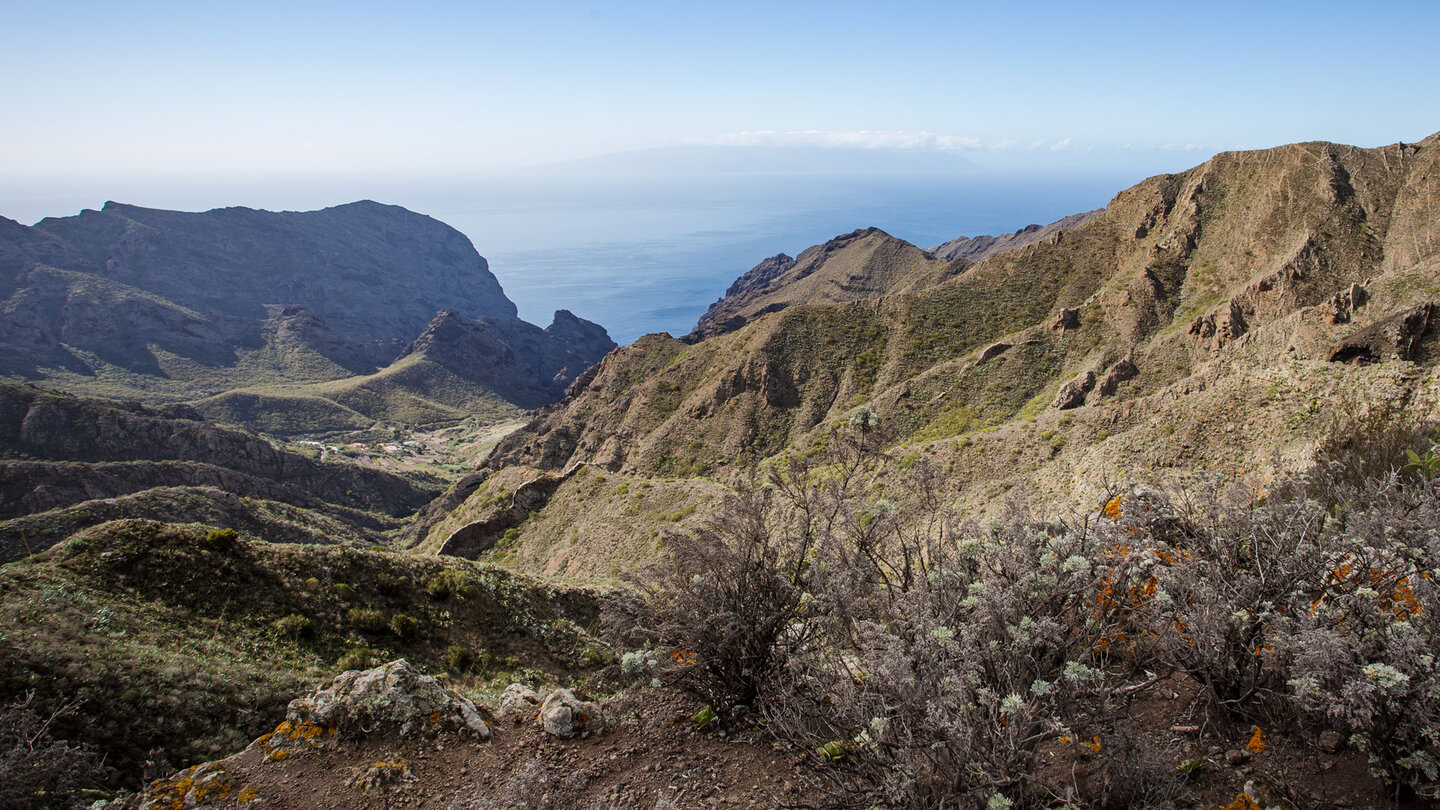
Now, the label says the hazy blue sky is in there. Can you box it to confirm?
[3,0,1438,185]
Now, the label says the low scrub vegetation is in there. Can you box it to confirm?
[0,520,603,793]
[609,411,1440,807]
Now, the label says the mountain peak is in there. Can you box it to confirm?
[689,227,957,340]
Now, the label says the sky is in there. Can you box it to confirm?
[3,0,1439,195]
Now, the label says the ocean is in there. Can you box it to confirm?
[424,171,1133,343]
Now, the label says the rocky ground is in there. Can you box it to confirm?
[105,660,1406,810]
[110,661,812,810]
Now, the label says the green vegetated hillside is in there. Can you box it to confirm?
[431,134,1440,582]
[0,520,602,786]
[0,381,442,563]
[0,203,623,802]
[392,134,1440,808]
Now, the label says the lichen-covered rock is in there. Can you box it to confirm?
[538,688,603,738]
[285,659,491,740]
[113,762,247,809]
[497,683,543,721]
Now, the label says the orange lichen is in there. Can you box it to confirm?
[429,711,444,723]
[139,765,235,809]
[1102,496,1123,521]
[1313,563,1424,621]
[1246,725,1266,754]
[237,785,260,803]
[1378,575,1422,619]
[1222,793,1263,810]
[1084,735,1102,753]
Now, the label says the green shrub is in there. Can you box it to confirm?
[336,647,376,671]
[389,613,419,640]
[425,569,477,600]
[581,644,615,668]
[333,583,357,601]
[494,528,521,551]
[272,613,314,640]
[445,644,477,672]
[373,571,406,596]
[347,608,388,633]
[204,528,238,549]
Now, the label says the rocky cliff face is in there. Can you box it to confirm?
[395,308,616,410]
[14,200,515,344]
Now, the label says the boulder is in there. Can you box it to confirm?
[284,659,491,740]
[1327,303,1433,364]
[1094,358,1139,400]
[538,688,604,738]
[497,683,543,722]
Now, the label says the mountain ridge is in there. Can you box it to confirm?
[452,133,1440,570]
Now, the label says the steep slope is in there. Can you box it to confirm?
[193,308,615,434]
[458,134,1440,570]
[18,199,515,345]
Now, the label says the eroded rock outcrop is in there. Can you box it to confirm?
[1327,304,1434,364]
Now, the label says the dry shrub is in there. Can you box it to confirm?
[604,472,824,718]
[1285,473,1440,797]
[1131,467,1440,797]
[0,693,110,809]
[1132,477,1329,716]
[1312,387,1438,491]
[764,492,1160,809]
[615,410,1440,805]
[612,420,1147,807]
